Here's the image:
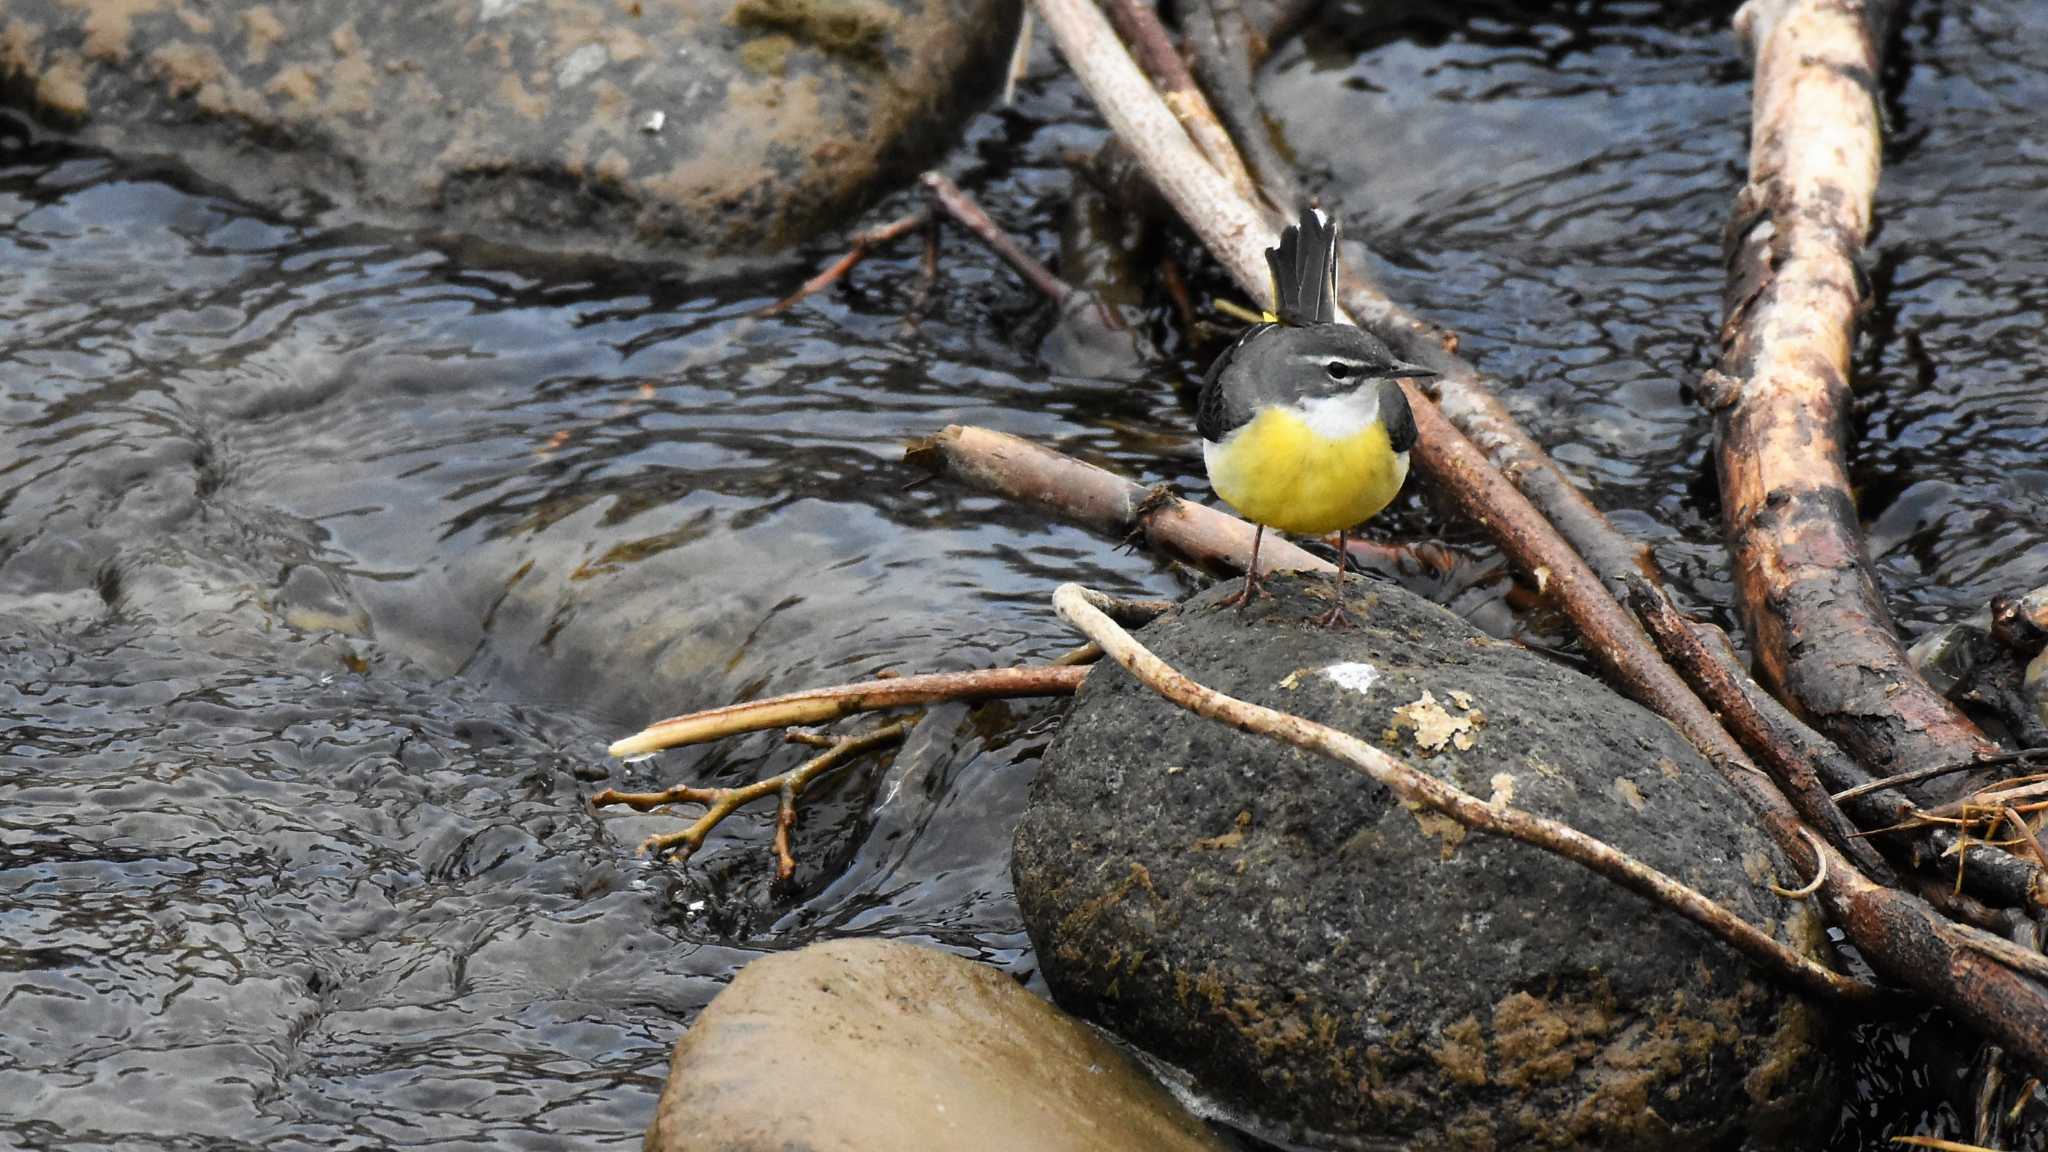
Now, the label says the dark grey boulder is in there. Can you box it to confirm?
[0,0,1017,258]
[1014,573,1832,1150]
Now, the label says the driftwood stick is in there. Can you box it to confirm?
[1624,576,1892,881]
[1100,0,1261,204]
[608,665,1089,760]
[596,720,914,873]
[908,424,1333,576]
[1713,0,1998,787]
[1052,582,1871,1002]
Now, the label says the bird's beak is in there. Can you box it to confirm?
[1389,360,1438,380]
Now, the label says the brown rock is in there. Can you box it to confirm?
[0,0,1019,258]
[644,937,1225,1152]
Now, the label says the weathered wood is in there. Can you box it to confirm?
[1713,0,1998,788]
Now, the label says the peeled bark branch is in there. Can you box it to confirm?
[1713,0,1998,788]
[908,424,1333,576]
[1052,582,1872,1002]
[608,665,1089,760]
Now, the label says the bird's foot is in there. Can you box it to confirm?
[1221,571,1269,611]
[1314,602,1353,630]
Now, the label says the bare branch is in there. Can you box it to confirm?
[608,665,1089,760]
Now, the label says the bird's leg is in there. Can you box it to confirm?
[1316,529,1353,630]
[1221,526,1269,610]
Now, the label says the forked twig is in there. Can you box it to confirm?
[594,721,914,876]
[1051,581,1873,1002]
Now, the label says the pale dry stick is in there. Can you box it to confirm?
[1099,0,1261,204]
[1713,0,1999,788]
[1051,582,1871,1002]
[1767,828,1830,899]
[909,424,1331,576]
[595,720,913,870]
[608,665,1088,760]
[1031,0,1277,305]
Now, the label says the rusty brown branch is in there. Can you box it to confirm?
[1053,582,1872,1001]
[1712,0,1997,791]
[608,664,1089,760]
[758,209,932,316]
[1684,620,2048,910]
[1624,575,1891,881]
[920,171,1080,308]
[907,424,1333,577]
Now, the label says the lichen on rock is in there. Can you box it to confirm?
[1013,573,1834,1150]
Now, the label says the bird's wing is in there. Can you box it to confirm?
[1197,323,1271,441]
[1265,207,1339,326]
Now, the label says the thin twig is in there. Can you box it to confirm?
[608,665,1089,759]
[1768,828,1830,898]
[1051,581,1873,1002]
[759,210,932,316]
[1835,750,2048,805]
[595,721,913,873]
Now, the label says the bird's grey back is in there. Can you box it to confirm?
[1197,323,1413,443]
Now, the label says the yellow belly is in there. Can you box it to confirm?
[1205,406,1408,535]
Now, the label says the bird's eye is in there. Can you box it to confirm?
[1325,361,1356,380]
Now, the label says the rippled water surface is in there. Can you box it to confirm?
[4,1,2045,1148]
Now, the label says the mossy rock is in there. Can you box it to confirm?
[0,0,1019,258]
[1013,573,1835,1150]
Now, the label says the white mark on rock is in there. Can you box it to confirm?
[480,0,529,18]
[557,43,608,88]
[640,109,665,133]
[1318,661,1381,696]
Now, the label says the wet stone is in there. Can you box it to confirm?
[1013,574,1833,1151]
[0,0,1019,258]
[643,937,1228,1152]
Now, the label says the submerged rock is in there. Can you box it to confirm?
[0,0,1017,258]
[643,937,1226,1152]
[1014,574,1831,1150]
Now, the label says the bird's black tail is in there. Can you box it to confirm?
[1266,207,1339,326]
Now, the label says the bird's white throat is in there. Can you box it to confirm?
[1292,388,1382,440]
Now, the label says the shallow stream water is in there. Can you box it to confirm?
[3,2,2045,1148]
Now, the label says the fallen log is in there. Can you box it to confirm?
[1712,0,2000,789]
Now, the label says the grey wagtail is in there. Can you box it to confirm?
[1197,208,1434,628]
